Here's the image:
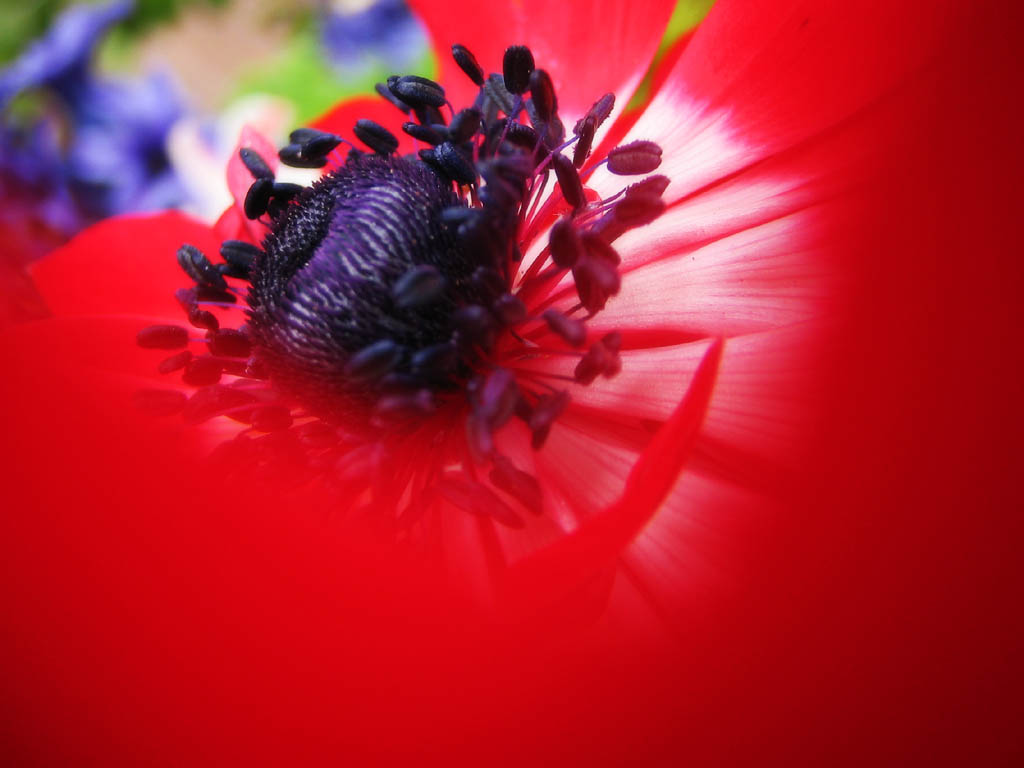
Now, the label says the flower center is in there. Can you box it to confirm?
[136,43,669,525]
[248,154,472,421]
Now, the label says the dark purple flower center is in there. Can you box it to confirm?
[136,43,668,525]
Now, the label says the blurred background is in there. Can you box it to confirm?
[0,0,431,251]
[0,0,709,323]
[0,0,437,323]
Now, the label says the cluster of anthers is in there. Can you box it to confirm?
[135,43,668,529]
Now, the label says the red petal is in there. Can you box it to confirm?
[592,207,837,339]
[212,204,260,246]
[502,337,723,617]
[2,314,182,390]
[606,0,956,203]
[30,212,221,320]
[406,0,677,120]
[586,74,896,341]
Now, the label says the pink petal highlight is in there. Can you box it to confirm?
[590,208,838,339]
[502,337,723,618]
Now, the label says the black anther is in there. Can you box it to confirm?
[137,324,189,350]
[402,121,447,145]
[208,328,251,358]
[392,264,446,309]
[375,82,412,113]
[353,119,399,155]
[448,108,482,144]
[502,45,534,95]
[220,240,260,278]
[494,293,526,325]
[346,340,404,381]
[452,44,485,86]
[278,144,328,169]
[552,153,586,210]
[484,73,517,116]
[435,142,477,185]
[390,75,446,109]
[187,306,218,331]
[528,68,556,123]
[157,350,193,374]
[239,147,273,180]
[177,244,227,290]
[243,177,273,219]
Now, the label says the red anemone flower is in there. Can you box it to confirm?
[2,0,1018,764]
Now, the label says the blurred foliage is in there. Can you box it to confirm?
[0,0,225,64]
[627,0,717,110]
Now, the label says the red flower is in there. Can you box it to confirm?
[1,0,1018,763]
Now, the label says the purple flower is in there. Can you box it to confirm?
[320,0,428,73]
[0,0,186,260]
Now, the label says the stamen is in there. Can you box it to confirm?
[448,108,483,144]
[182,356,223,387]
[137,324,189,350]
[574,93,615,134]
[542,309,587,348]
[207,328,252,359]
[346,340,405,382]
[551,153,586,210]
[527,69,556,124]
[239,147,274,180]
[502,45,535,95]
[403,122,446,145]
[219,240,260,279]
[489,456,543,515]
[434,142,477,185]
[548,217,585,269]
[177,244,227,290]
[573,116,597,168]
[158,349,193,374]
[137,41,669,533]
[243,178,273,219]
[353,119,400,156]
[376,82,412,113]
[388,75,446,109]
[606,140,664,175]
[451,44,485,87]
[483,73,518,117]
[392,264,446,309]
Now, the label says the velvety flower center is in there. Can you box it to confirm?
[136,42,669,526]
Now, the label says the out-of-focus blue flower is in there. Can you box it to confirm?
[0,0,134,107]
[320,0,427,74]
[0,0,187,263]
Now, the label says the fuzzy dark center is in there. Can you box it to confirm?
[248,155,478,418]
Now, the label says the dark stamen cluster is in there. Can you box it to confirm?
[135,43,669,527]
